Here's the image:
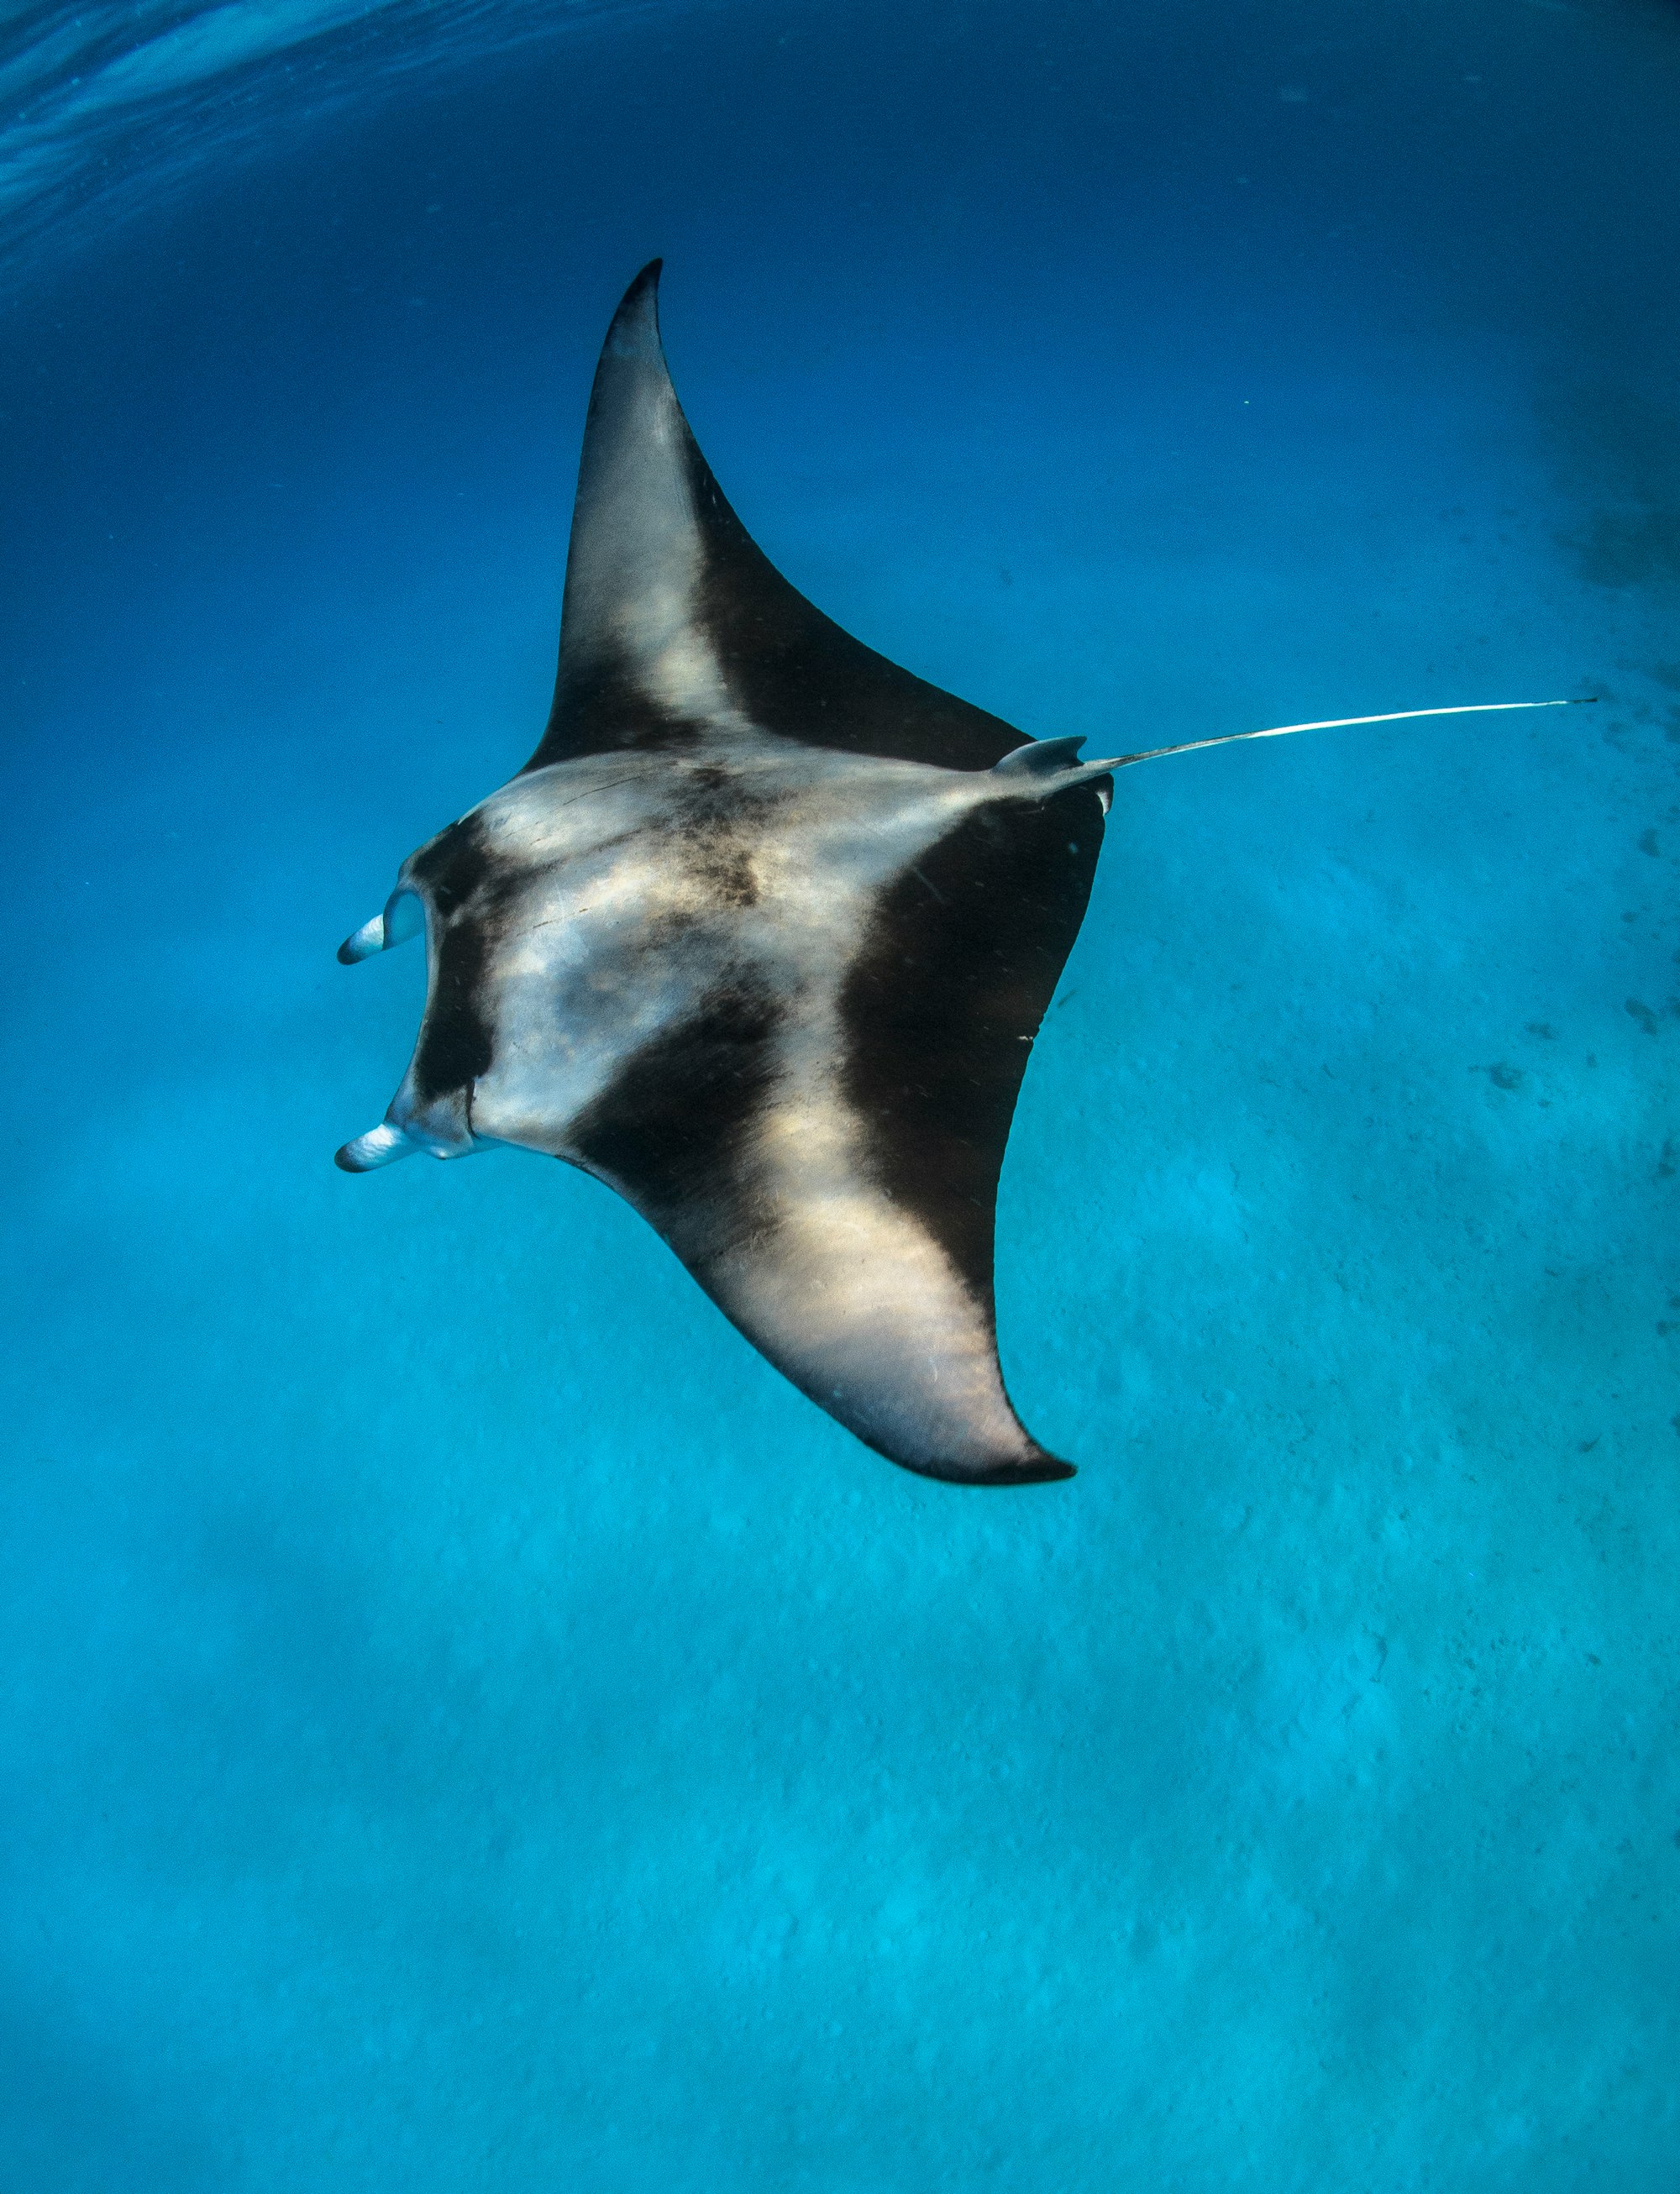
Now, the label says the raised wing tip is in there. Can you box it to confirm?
[605,259,665,356]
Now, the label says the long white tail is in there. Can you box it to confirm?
[1089,695,1596,774]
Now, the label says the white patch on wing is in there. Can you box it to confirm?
[564,358,753,737]
[719,1009,1037,1473]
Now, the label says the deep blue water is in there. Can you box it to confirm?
[3,1,1678,2186]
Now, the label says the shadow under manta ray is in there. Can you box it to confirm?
[334,260,1588,1486]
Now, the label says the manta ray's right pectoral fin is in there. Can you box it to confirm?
[337,890,423,965]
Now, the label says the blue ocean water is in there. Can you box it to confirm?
[3,0,1677,2184]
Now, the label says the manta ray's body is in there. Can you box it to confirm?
[339,261,1107,1483]
[336,261,1577,1483]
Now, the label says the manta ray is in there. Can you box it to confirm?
[336,261,1582,1485]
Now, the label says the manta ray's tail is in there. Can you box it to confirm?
[993,695,1597,798]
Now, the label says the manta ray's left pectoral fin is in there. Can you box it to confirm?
[337,890,423,965]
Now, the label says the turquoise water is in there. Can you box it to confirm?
[3,1,1677,2184]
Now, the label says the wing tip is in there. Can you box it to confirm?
[911,1451,1078,1488]
[605,258,665,356]
[984,1454,1078,1488]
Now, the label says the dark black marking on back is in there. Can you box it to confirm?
[414,920,496,1101]
[407,814,520,1104]
[669,761,775,911]
[840,791,1105,1304]
[570,975,784,1238]
[408,814,496,914]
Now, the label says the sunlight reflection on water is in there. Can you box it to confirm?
[0,0,679,275]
